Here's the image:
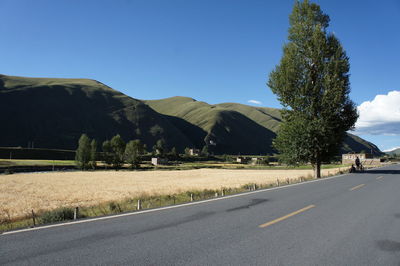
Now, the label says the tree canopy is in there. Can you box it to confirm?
[268,0,358,178]
[111,134,126,170]
[75,134,91,170]
[125,139,144,169]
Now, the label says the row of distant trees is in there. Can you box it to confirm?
[75,134,210,170]
[75,134,145,170]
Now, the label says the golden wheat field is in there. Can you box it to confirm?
[0,168,342,219]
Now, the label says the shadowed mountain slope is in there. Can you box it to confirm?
[341,133,382,155]
[0,75,382,155]
[0,75,194,150]
[145,96,382,155]
[217,102,282,132]
[144,97,277,154]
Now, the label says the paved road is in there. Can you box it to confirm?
[1,164,400,265]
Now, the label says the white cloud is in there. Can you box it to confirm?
[354,91,400,135]
[383,146,400,152]
[248,100,262,105]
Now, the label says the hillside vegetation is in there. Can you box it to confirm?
[145,96,381,155]
[144,97,278,154]
[0,74,193,151]
[0,74,381,155]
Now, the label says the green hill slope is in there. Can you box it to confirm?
[341,133,381,155]
[0,75,382,156]
[145,97,276,154]
[217,102,282,132]
[145,96,382,155]
[0,75,194,150]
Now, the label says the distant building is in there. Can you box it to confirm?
[189,149,200,156]
[251,157,263,165]
[151,157,168,166]
[342,153,381,165]
[236,157,250,164]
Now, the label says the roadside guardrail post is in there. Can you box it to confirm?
[31,209,36,227]
[74,207,79,220]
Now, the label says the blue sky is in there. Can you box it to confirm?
[1,0,399,151]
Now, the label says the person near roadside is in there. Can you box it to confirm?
[355,156,361,170]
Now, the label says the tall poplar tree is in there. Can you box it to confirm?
[75,134,91,170]
[90,139,97,169]
[111,134,126,170]
[102,140,113,167]
[268,0,358,178]
[125,139,144,169]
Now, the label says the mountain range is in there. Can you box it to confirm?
[385,148,400,156]
[0,74,382,155]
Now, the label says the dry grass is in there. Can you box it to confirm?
[0,168,343,220]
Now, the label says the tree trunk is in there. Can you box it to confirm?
[314,161,321,178]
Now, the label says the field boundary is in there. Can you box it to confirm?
[0,170,350,236]
[2,164,391,236]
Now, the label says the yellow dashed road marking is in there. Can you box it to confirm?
[350,184,365,191]
[259,205,315,228]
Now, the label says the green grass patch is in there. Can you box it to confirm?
[0,159,75,167]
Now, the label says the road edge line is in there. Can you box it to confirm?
[2,164,394,236]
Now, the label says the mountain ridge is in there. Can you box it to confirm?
[0,74,382,155]
[0,74,194,151]
[385,148,400,156]
[144,96,381,155]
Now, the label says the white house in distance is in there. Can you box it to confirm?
[151,157,168,166]
[236,157,250,164]
[342,153,381,165]
[251,157,263,165]
[189,149,200,156]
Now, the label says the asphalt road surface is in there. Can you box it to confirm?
[1,164,400,265]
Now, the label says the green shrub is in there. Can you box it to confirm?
[108,202,117,212]
[40,207,75,223]
[4,169,14,175]
[108,201,123,213]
